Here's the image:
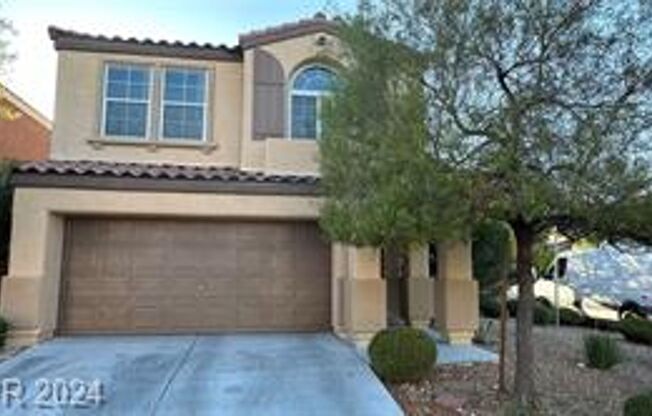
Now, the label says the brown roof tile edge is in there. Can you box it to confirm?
[239,14,340,49]
[48,26,243,62]
[12,161,321,196]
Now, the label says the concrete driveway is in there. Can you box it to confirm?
[0,333,402,416]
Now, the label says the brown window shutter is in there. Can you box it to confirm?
[252,49,285,140]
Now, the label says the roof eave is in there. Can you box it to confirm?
[12,172,321,197]
[48,27,243,62]
[239,20,339,50]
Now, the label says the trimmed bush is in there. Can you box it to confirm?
[480,295,501,318]
[619,317,652,346]
[558,307,585,326]
[583,334,621,369]
[533,302,556,325]
[0,316,8,348]
[624,391,652,416]
[368,327,437,382]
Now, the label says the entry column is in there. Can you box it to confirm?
[333,245,386,342]
[434,240,479,344]
[407,243,434,329]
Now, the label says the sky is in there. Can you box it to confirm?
[0,0,357,120]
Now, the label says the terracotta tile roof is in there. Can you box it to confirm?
[16,160,319,186]
[239,13,339,49]
[48,26,242,62]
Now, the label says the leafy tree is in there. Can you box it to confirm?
[321,0,652,406]
[473,220,514,291]
[532,240,555,276]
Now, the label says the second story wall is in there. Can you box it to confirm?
[240,31,342,175]
[51,50,243,166]
[49,16,342,175]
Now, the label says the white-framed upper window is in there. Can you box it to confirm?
[102,64,151,138]
[161,67,208,141]
[290,65,338,140]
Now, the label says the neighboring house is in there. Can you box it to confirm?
[0,14,478,346]
[0,83,51,161]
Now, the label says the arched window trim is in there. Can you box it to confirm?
[287,64,338,140]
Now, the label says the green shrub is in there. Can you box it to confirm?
[0,316,8,347]
[619,317,652,346]
[508,300,555,324]
[624,391,652,416]
[583,334,621,369]
[368,327,437,382]
[480,295,501,318]
[558,307,585,326]
[586,318,621,333]
[533,302,556,325]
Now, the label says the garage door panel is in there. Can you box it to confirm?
[59,218,331,334]
[66,277,130,295]
[66,306,131,330]
[236,278,271,297]
[65,293,129,309]
[203,278,239,295]
[268,278,296,296]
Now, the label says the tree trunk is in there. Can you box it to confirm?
[383,244,409,326]
[512,221,536,407]
[498,272,508,395]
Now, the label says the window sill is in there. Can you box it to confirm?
[88,139,218,154]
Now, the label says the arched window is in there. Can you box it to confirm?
[290,66,338,139]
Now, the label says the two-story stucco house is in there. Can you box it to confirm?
[0,14,478,347]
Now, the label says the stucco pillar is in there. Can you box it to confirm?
[434,240,479,344]
[0,191,64,346]
[407,244,434,329]
[334,245,386,342]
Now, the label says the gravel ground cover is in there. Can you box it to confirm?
[388,320,652,415]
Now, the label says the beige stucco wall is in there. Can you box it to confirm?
[1,186,478,345]
[0,187,333,345]
[2,187,397,346]
[51,50,243,166]
[51,31,342,175]
[240,32,342,175]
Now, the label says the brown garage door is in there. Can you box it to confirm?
[59,218,331,334]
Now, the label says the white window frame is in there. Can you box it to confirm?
[101,63,152,140]
[160,67,209,142]
[288,64,337,140]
